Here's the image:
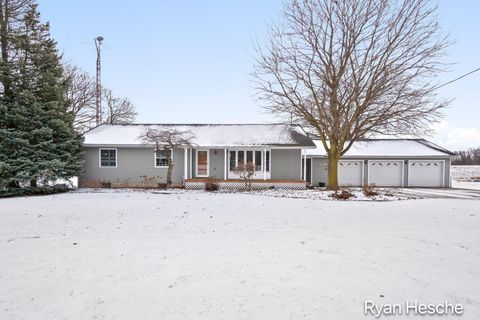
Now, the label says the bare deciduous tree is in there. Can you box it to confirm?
[63,63,96,132]
[234,161,255,190]
[102,88,137,125]
[141,127,195,188]
[253,0,450,189]
[63,65,138,132]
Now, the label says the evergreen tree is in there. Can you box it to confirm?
[0,0,83,195]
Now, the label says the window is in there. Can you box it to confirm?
[228,149,270,172]
[255,151,262,171]
[155,149,171,167]
[99,148,117,167]
[238,151,244,164]
[196,150,209,177]
[229,151,236,171]
[246,151,253,164]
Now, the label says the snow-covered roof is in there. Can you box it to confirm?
[305,139,454,157]
[83,124,316,148]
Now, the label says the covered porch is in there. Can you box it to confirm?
[180,146,308,188]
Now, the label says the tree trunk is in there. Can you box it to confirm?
[327,151,340,190]
[166,165,173,188]
[0,0,12,98]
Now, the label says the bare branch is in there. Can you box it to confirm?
[252,0,450,189]
[102,88,137,125]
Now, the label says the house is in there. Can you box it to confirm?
[79,124,454,189]
[79,123,316,189]
[305,139,455,188]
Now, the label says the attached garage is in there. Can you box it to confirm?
[306,139,454,188]
[368,160,404,187]
[338,160,363,186]
[408,160,445,187]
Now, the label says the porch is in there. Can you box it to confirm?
[184,178,307,190]
[181,147,308,182]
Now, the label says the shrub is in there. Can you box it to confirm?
[0,184,70,198]
[205,177,220,192]
[101,180,112,188]
[233,161,255,190]
[363,184,379,197]
[330,188,354,200]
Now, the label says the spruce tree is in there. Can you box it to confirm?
[0,0,83,195]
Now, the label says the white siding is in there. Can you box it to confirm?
[311,158,328,186]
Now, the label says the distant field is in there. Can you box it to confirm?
[452,165,480,182]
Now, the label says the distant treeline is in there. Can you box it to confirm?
[452,147,480,165]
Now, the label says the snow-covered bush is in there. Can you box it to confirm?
[330,189,354,200]
[205,177,220,192]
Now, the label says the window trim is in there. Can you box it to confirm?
[195,149,210,177]
[228,149,271,172]
[154,149,173,168]
[99,148,118,168]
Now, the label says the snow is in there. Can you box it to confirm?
[305,139,452,156]
[243,188,415,201]
[451,165,480,182]
[83,124,314,147]
[452,181,480,190]
[1,190,479,319]
[452,166,480,190]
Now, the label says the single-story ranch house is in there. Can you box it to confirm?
[79,124,455,189]
[80,124,315,189]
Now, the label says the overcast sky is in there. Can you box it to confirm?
[38,1,480,151]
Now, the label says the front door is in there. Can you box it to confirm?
[196,150,209,177]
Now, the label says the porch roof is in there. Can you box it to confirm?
[83,123,316,148]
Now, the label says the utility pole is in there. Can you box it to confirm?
[94,36,104,126]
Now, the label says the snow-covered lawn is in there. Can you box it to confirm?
[452,166,480,190]
[1,190,479,319]
[452,165,480,182]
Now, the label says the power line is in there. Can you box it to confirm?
[432,67,480,91]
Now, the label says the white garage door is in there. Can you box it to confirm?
[408,160,444,187]
[338,160,363,186]
[368,160,403,187]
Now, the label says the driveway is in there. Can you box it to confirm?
[399,187,480,199]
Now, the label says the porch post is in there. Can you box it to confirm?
[263,148,267,180]
[189,148,193,179]
[184,147,188,180]
[303,150,307,181]
[224,148,227,180]
[300,149,303,179]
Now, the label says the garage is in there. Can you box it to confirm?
[338,160,363,186]
[306,139,453,188]
[368,160,404,187]
[408,160,445,187]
